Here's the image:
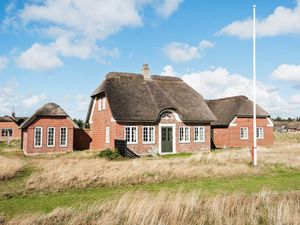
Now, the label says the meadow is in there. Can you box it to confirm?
[0,132,299,225]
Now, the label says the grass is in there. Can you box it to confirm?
[0,132,299,223]
[0,167,299,217]
[0,155,25,181]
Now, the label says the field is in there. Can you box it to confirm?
[0,133,299,225]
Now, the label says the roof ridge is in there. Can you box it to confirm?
[206,95,248,102]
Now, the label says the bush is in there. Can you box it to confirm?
[98,148,122,160]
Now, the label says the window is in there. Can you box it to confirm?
[102,97,106,110]
[1,128,13,137]
[179,126,190,143]
[47,127,55,147]
[98,98,102,111]
[194,126,205,142]
[240,127,248,140]
[143,126,155,144]
[257,127,264,139]
[106,127,110,144]
[125,126,138,144]
[34,127,42,148]
[60,127,67,147]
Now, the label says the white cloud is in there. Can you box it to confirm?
[0,78,48,116]
[271,64,300,82]
[0,56,9,71]
[22,94,47,108]
[16,43,63,71]
[177,66,300,117]
[156,0,183,18]
[290,93,300,104]
[161,65,177,76]
[163,40,214,62]
[219,1,300,39]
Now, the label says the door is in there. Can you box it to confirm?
[161,127,173,153]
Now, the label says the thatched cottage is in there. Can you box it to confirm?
[206,96,274,148]
[86,64,216,155]
[0,114,27,142]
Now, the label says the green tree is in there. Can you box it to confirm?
[73,118,85,128]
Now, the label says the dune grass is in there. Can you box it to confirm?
[0,156,25,181]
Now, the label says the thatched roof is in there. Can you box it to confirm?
[206,95,270,127]
[0,116,28,125]
[86,72,216,123]
[20,103,76,129]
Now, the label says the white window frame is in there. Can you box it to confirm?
[257,127,264,139]
[240,127,249,140]
[34,127,43,148]
[47,127,55,147]
[179,126,190,143]
[102,97,106,110]
[60,127,68,147]
[142,126,155,144]
[98,97,102,111]
[1,128,13,137]
[106,127,110,144]
[124,126,138,144]
[194,126,205,143]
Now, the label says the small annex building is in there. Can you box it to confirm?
[20,103,78,155]
[206,95,274,148]
[86,65,216,155]
[0,114,27,141]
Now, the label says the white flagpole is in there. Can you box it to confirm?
[253,5,257,166]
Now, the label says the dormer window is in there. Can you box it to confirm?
[98,96,106,111]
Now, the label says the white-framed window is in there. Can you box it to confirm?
[257,127,264,139]
[47,127,55,147]
[102,97,106,110]
[60,127,68,147]
[194,126,205,142]
[143,126,155,144]
[34,127,42,148]
[1,128,13,137]
[179,126,190,143]
[240,127,248,140]
[125,126,138,144]
[98,98,102,111]
[106,127,110,144]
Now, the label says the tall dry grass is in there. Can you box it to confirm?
[275,131,300,143]
[26,142,300,191]
[7,190,300,225]
[0,156,24,181]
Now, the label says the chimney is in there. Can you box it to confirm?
[141,64,151,80]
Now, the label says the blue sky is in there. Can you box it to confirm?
[0,0,299,119]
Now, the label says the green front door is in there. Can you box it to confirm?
[161,127,173,153]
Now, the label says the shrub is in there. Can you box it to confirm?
[98,148,122,160]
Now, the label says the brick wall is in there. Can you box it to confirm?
[213,117,274,148]
[74,128,92,150]
[89,97,211,154]
[0,121,21,141]
[22,116,74,155]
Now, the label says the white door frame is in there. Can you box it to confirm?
[159,124,176,154]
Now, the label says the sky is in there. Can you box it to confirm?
[0,0,299,120]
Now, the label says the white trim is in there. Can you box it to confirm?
[142,126,155,144]
[124,126,138,144]
[229,116,238,127]
[34,127,43,148]
[267,117,274,127]
[47,127,55,147]
[160,109,182,122]
[111,117,116,122]
[106,127,110,144]
[89,99,96,124]
[194,126,205,143]
[179,126,190,143]
[102,97,106,110]
[159,124,176,154]
[240,127,249,140]
[60,127,68,147]
[98,97,102,111]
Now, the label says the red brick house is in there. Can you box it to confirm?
[0,114,27,142]
[86,65,216,155]
[206,96,274,148]
[20,103,78,155]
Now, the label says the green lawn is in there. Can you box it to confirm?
[1,168,299,217]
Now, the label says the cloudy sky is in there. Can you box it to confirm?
[0,0,299,119]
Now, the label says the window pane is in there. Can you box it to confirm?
[60,127,67,146]
[34,127,42,147]
[179,127,183,141]
[143,127,148,142]
[47,128,55,146]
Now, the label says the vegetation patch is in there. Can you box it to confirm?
[0,156,25,181]
[98,148,123,160]
[161,152,193,159]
